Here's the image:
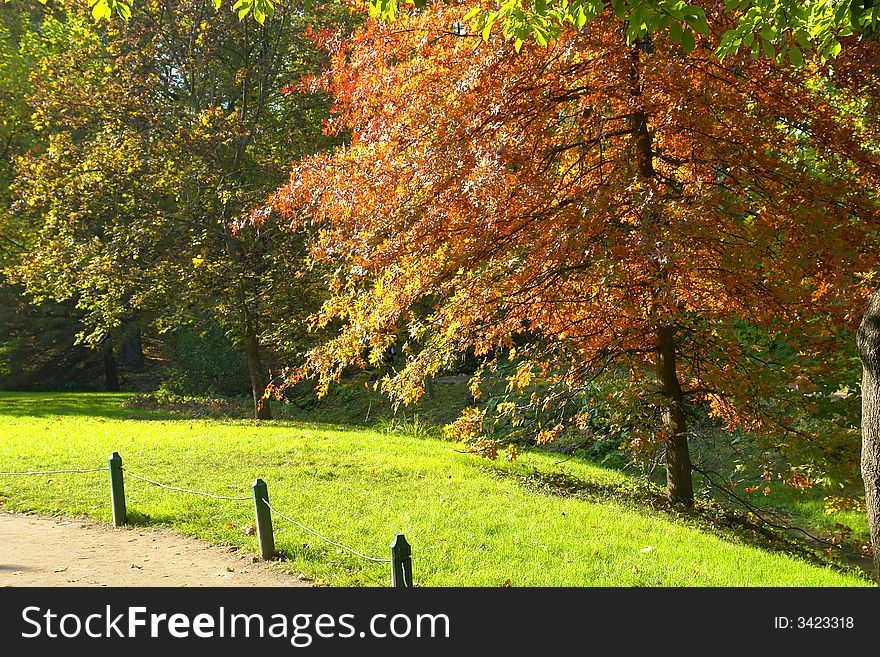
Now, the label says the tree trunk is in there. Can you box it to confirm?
[655,326,694,507]
[857,285,880,583]
[627,39,692,506]
[242,328,272,420]
[118,328,145,371]
[103,339,120,392]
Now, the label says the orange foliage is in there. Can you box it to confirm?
[267,4,880,435]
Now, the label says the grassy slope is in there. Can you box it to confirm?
[301,378,874,552]
[0,392,869,586]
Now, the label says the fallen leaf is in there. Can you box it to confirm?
[500,578,511,588]
[640,546,655,553]
[225,523,235,530]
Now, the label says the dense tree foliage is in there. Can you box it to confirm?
[0,1,111,389]
[5,0,880,580]
[50,0,880,66]
[6,0,348,414]
[267,5,880,517]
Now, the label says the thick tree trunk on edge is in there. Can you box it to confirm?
[655,326,694,507]
[242,328,272,421]
[856,285,880,583]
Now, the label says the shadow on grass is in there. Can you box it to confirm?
[123,509,155,527]
[494,465,875,583]
[0,392,178,421]
[0,391,421,437]
[0,376,478,429]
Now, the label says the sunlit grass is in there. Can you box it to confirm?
[0,392,869,586]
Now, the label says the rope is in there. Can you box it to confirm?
[262,500,391,563]
[2,463,391,564]
[122,468,252,501]
[0,468,107,475]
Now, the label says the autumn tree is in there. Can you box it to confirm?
[267,5,880,513]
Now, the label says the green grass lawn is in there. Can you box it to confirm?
[0,392,870,586]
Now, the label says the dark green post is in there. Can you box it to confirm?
[391,534,413,588]
[108,452,126,527]
[252,478,275,560]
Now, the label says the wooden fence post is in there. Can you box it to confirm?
[391,533,413,587]
[252,478,276,560]
[108,451,126,527]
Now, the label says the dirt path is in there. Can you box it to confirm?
[0,512,310,587]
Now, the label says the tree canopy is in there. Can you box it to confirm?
[4,0,350,413]
[50,0,880,65]
[266,4,880,506]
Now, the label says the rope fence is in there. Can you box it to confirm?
[122,468,252,501]
[264,500,391,564]
[0,451,412,587]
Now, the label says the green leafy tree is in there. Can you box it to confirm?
[47,0,880,64]
[0,1,112,390]
[11,0,347,414]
